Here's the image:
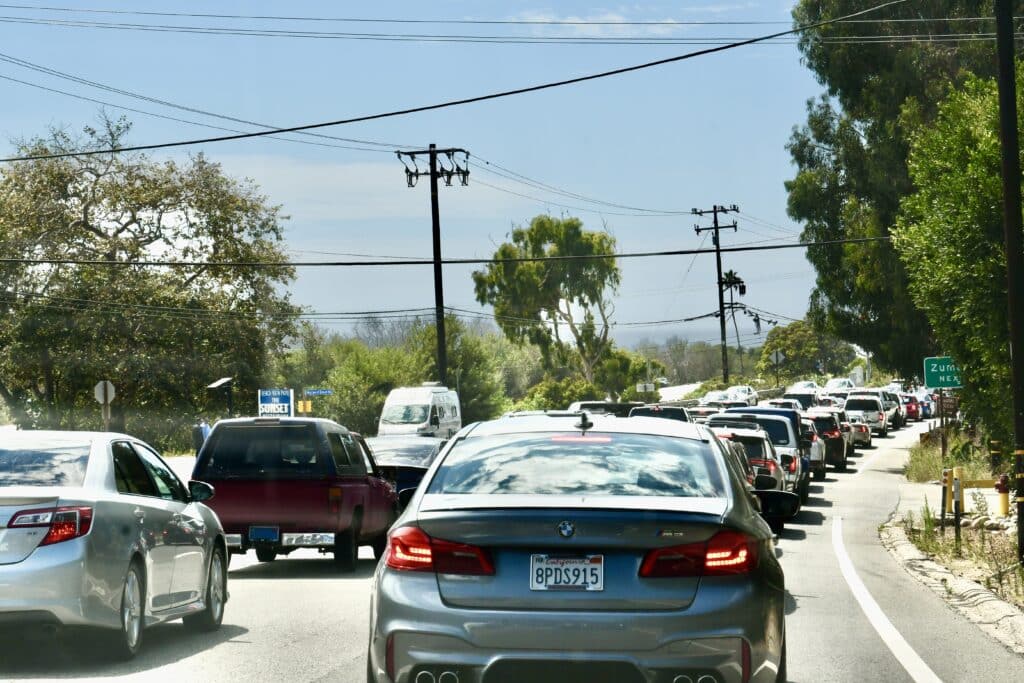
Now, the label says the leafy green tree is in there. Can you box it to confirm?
[319,340,420,434]
[511,376,602,412]
[786,0,997,376]
[472,215,620,382]
[272,322,336,394]
[894,69,1020,442]
[755,321,855,380]
[594,348,665,402]
[407,316,506,424]
[0,119,296,449]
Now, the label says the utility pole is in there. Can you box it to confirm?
[396,144,470,387]
[693,205,739,383]
[994,0,1024,565]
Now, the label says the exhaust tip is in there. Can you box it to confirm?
[696,676,718,683]
[438,672,459,683]
[672,676,694,683]
[414,672,436,683]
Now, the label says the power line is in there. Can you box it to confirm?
[0,0,908,163]
[0,236,892,268]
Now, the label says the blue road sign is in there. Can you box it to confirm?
[304,388,334,397]
[258,388,294,417]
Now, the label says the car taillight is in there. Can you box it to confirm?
[328,486,343,514]
[639,529,758,577]
[385,526,494,575]
[825,429,841,438]
[385,634,395,682]
[878,412,885,422]
[749,458,776,474]
[8,506,93,546]
[787,457,797,473]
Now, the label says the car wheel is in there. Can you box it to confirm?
[371,534,388,560]
[799,479,810,504]
[881,427,888,438]
[813,467,825,481]
[334,516,360,572]
[183,547,226,632]
[768,518,784,534]
[836,457,847,473]
[107,560,145,660]
[255,547,276,563]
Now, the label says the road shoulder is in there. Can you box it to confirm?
[881,479,1024,655]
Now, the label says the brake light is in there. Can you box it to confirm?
[787,457,797,473]
[639,529,758,577]
[749,458,776,474]
[385,526,494,575]
[878,412,885,422]
[825,429,841,438]
[8,507,93,545]
[385,634,395,682]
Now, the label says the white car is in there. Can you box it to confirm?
[824,378,855,391]
[726,385,759,406]
[788,380,821,394]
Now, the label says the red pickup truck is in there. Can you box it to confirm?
[191,417,398,571]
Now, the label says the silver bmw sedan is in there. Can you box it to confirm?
[368,413,793,683]
[0,430,228,659]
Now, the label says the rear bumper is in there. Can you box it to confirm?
[225,531,336,550]
[369,570,785,683]
[0,537,103,628]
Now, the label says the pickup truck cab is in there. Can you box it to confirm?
[192,417,398,570]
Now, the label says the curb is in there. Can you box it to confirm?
[880,517,1024,655]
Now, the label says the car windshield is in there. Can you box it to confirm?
[365,438,439,467]
[811,417,836,433]
[195,424,325,479]
[427,432,725,498]
[0,437,91,487]
[733,437,767,460]
[628,407,688,421]
[381,404,430,424]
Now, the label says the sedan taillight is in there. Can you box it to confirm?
[8,506,93,546]
[749,458,777,474]
[639,529,758,577]
[385,526,495,575]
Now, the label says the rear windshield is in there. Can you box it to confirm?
[783,393,816,409]
[427,432,725,498]
[0,438,91,487]
[811,417,837,432]
[628,407,689,422]
[195,424,326,479]
[733,437,767,460]
[846,398,881,411]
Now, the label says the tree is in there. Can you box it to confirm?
[0,118,296,448]
[594,348,665,402]
[755,321,855,380]
[272,322,336,393]
[472,215,619,382]
[785,0,997,377]
[894,69,1020,442]
[511,376,602,412]
[319,340,420,434]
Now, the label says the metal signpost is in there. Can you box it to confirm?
[770,350,785,388]
[258,389,294,417]
[924,356,963,473]
[93,380,115,431]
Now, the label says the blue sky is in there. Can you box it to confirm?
[0,1,825,347]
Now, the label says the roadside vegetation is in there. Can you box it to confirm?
[904,433,993,484]
[903,499,1024,610]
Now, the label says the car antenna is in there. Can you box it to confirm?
[574,411,593,432]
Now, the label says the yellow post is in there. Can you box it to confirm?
[943,468,954,513]
[999,490,1010,517]
[953,466,964,511]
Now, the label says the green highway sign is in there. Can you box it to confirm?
[923,356,962,389]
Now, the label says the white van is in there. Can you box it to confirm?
[377,384,461,437]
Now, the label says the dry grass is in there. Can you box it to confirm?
[904,434,992,483]
[903,501,1024,610]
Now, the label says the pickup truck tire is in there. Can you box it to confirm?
[813,466,825,481]
[334,514,360,572]
[371,534,388,560]
[255,548,276,563]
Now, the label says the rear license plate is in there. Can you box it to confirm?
[529,555,604,591]
[248,526,279,542]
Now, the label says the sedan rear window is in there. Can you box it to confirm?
[195,424,326,479]
[427,432,724,498]
[0,438,91,487]
[846,398,882,411]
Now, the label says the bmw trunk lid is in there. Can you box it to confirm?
[415,495,728,611]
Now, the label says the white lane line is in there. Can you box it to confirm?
[832,517,942,683]
[853,448,885,477]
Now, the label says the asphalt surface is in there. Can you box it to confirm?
[1,424,1022,682]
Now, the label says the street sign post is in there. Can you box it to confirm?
[923,356,963,389]
[258,389,294,417]
[93,380,115,431]
[770,351,785,388]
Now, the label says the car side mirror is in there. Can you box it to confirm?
[397,487,417,511]
[753,489,800,520]
[188,480,215,502]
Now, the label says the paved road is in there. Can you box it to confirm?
[2,425,1022,682]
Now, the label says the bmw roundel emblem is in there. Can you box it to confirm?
[557,521,576,538]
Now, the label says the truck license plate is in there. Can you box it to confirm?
[248,526,279,542]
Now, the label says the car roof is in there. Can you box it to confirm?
[467,412,709,440]
[211,416,344,429]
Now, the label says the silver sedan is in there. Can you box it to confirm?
[0,430,228,659]
[368,414,796,683]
